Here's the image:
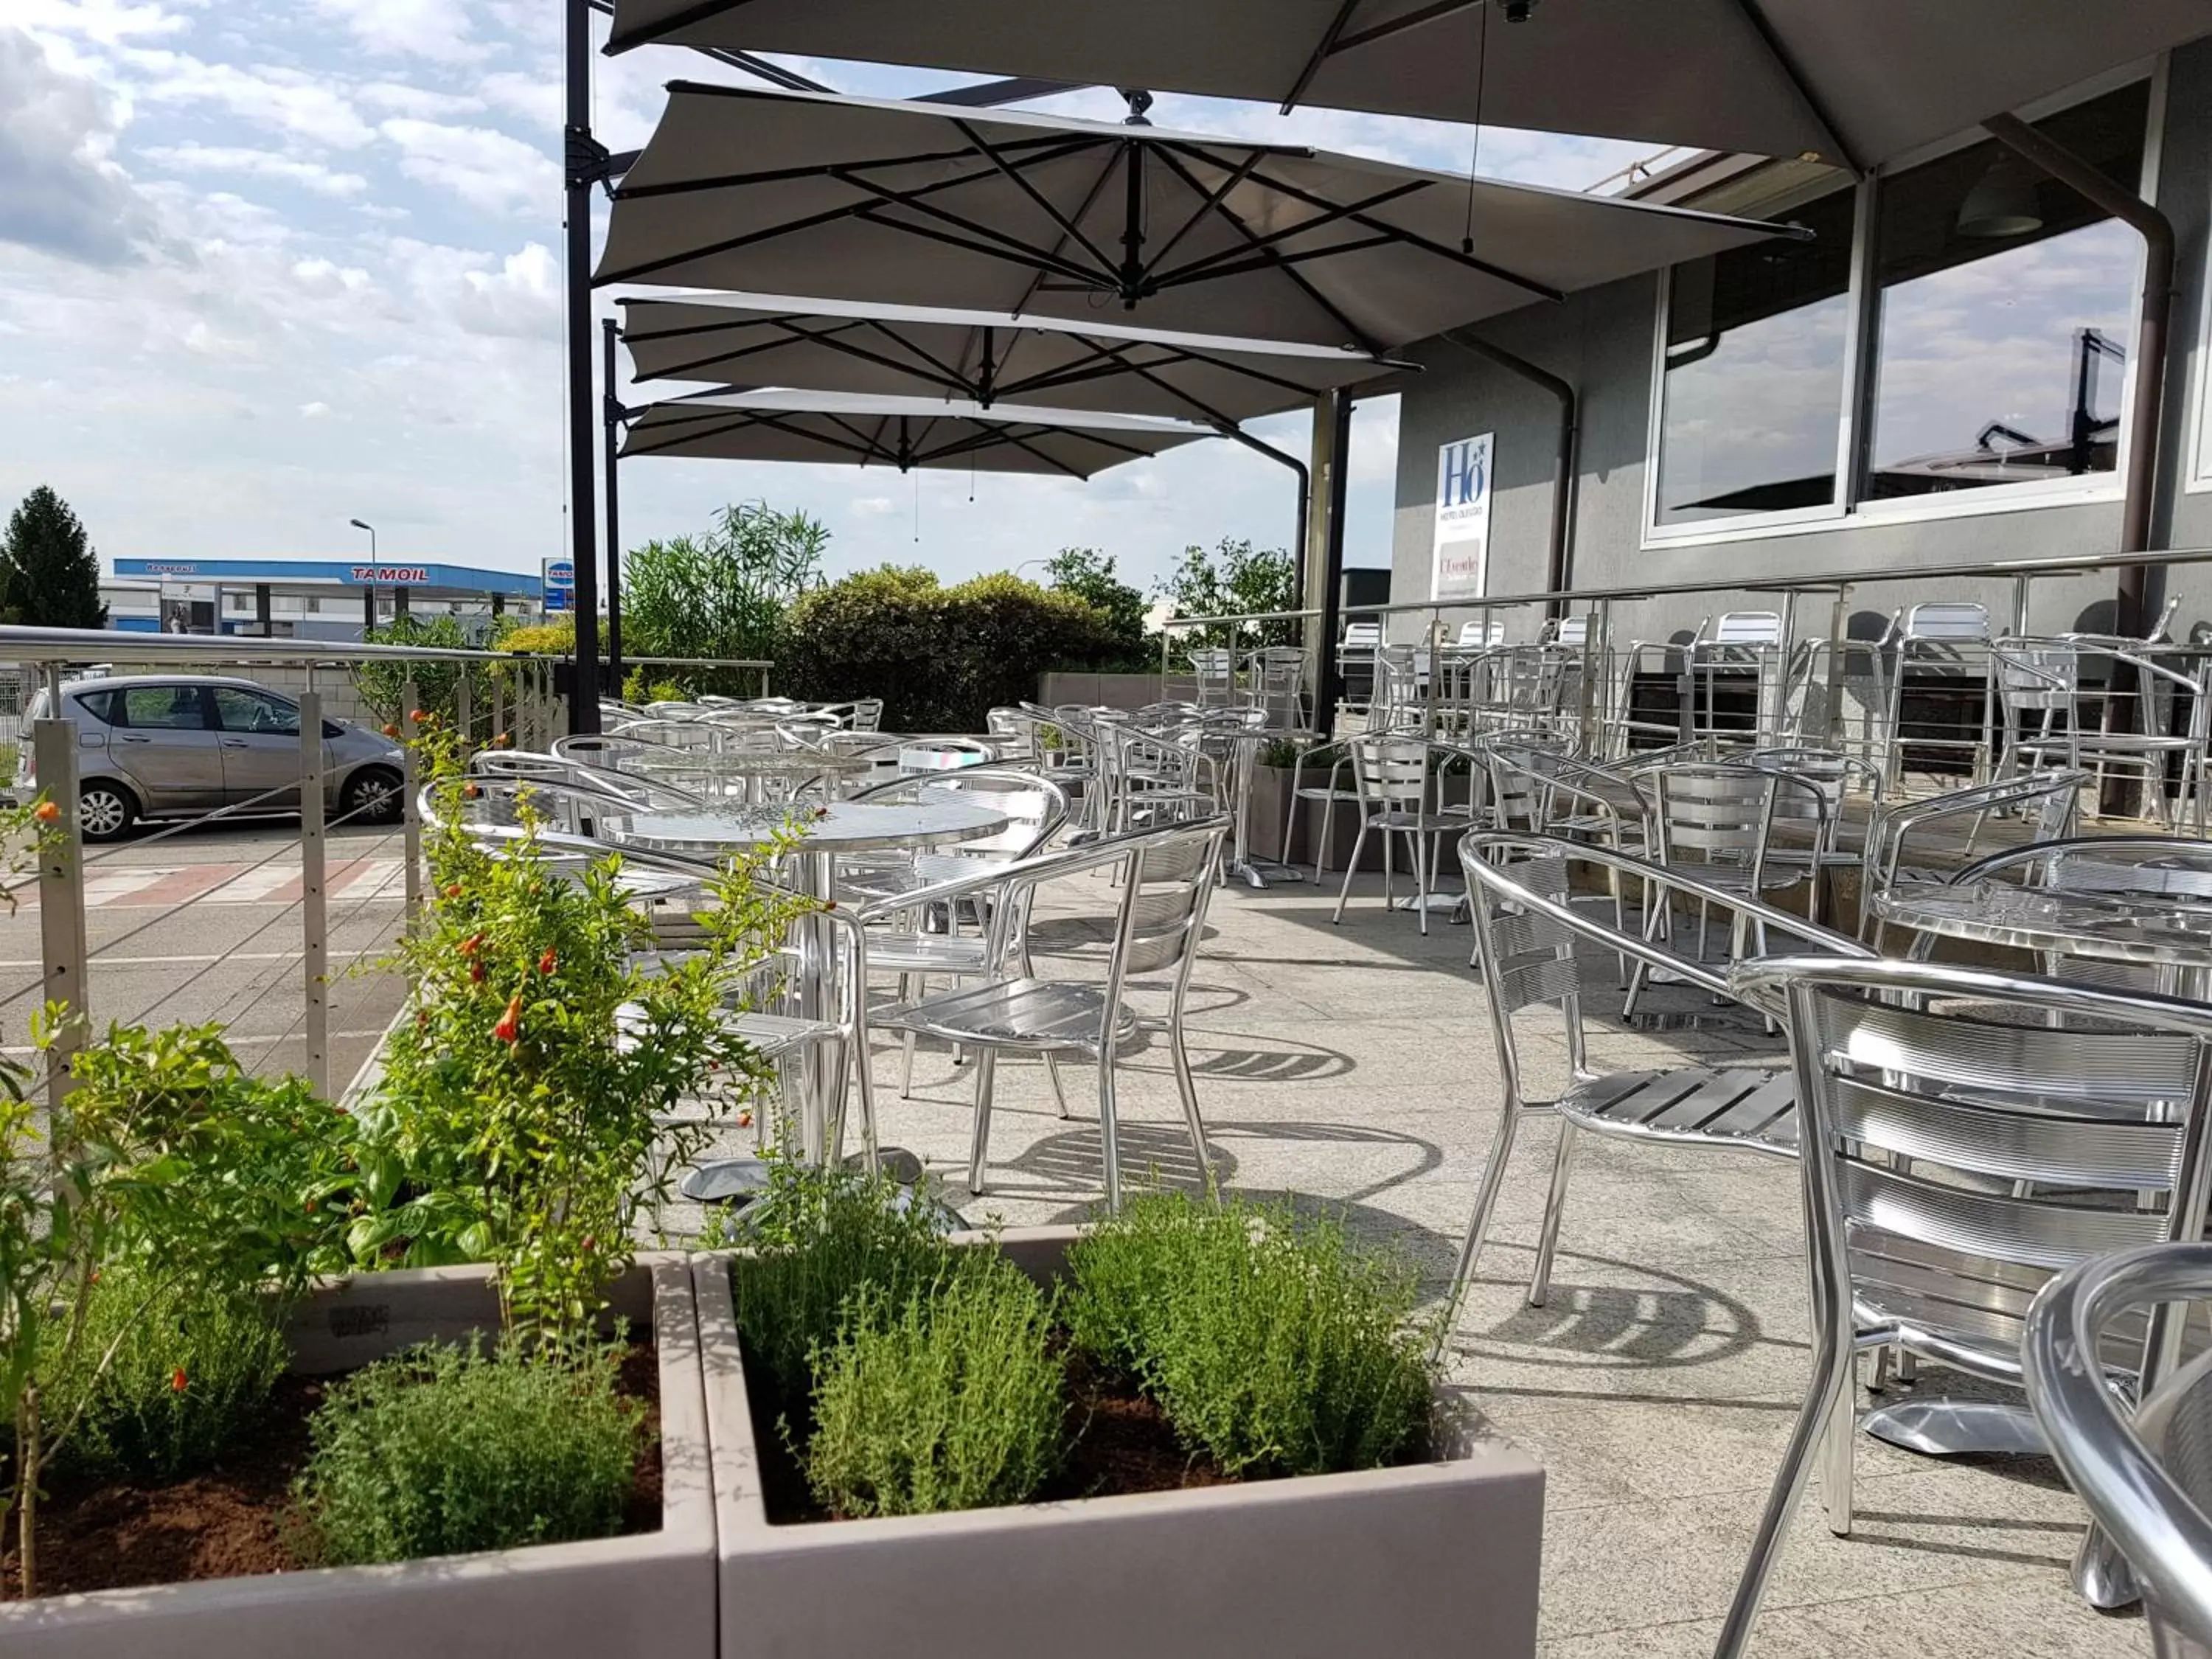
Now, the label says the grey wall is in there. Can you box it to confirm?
[1393,46,2212,648]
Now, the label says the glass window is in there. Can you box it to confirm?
[1655,181,1857,525]
[70,689,121,726]
[1863,83,2148,501]
[211,687,300,735]
[119,685,210,731]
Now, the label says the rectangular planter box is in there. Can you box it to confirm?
[695,1228,1543,1659]
[1,1256,714,1659]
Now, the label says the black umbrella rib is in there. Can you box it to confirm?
[835,169,1111,287]
[1239,161,1566,301]
[605,0,758,52]
[854,320,980,396]
[1142,145,1273,274]
[1147,178,1426,286]
[1078,338,1248,428]
[1169,341,1349,397]
[952,119,1119,277]
[645,318,864,381]
[995,336,1163,399]
[1718,0,1860,172]
[825,410,902,466]
[852,203,1106,288]
[1012,139,1127,315]
[613,145,990,201]
[1145,145,1380,352]
[1333,0,1481,53]
[1279,0,1367,114]
[625,410,770,457]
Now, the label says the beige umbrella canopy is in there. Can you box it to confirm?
[617,387,1219,477]
[597,84,1799,353]
[617,291,1409,425]
[603,0,2212,174]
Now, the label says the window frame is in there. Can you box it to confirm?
[209,686,302,737]
[114,684,216,733]
[1641,61,2164,551]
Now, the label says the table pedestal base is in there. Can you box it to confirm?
[1228,856,1305,890]
[681,1145,927,1206]
[1860,1397,2047,1457]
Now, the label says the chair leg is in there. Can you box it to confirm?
[1412,830,1431,936]
[1167,1023,1212,1194]
[966,1048,998,1196]
[1043,1051,1071,1119]
[1332,823,1368,925]
[1823,1353,1857,1536]
[1382,821,1397,910]
[1711,1307,1856,1659]
[1097,1052,1123,1213]
[1528,1120,1580,1308]
[846,1027,880,1174]
[1435,1098,1526,1363]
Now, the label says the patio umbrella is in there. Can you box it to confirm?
[596,85,1799,353]
[601,0,2212,174]
[617,387,1217,476]
[616,291,1410,425]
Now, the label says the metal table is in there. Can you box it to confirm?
[1862,876,2212,1466]
[606,799,1012,1198]
[1218,724,1321,889]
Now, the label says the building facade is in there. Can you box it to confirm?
[1388,42,2212,648]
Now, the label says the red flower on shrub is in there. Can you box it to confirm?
[408,708,428,725]
[462,783,481,800]
[381,723,399,737]
[33,801,58,824]
[469,959,486,984]
[459,933,484,956]
[445,883,463,900]
[171,1368,188,1394]
[493,995,522,1043]
[538,948,557,976]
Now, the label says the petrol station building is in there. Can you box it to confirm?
[102,558,551,641]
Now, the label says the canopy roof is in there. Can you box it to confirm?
[616,291,1408,424]
[603,0,2209,173]
[597,84,1798,353]
[618,387,1217,476]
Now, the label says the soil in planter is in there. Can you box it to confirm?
[0,1340,664,1601]
[749,1342,1237,1526]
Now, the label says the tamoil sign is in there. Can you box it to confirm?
[541,557,576,613]
[1431,433,1493,602]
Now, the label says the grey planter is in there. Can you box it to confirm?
[1,1256,714,1659]
[695,1227,1543,1659]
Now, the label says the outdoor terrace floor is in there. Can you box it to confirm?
[713,835,2152,1659]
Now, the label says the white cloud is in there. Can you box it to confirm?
[356,80,484,119]
[312,0,487,65]
[299,399,331,417]
[11,0,189,48]
[127,51,377,147]
[0,27,159,266]
[851,496,898,517]
[143,142,367,197]
[378,116,554,214]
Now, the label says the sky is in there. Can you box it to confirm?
[0,0,1662,597]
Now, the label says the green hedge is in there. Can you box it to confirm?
[780,568,1127,731]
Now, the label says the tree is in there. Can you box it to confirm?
[1,487,106,628]
[621,501,828,694]
[1045,547,1150,669]
[1158,537,1297,667]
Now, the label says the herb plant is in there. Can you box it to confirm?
[1065,1192,1437,1478]
[293,1339,642,1565]
[44,1271,289,1481]
[806,1254,1062,1519]
[727,1155,954,1411]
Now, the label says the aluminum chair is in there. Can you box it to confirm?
[1283,739,1363,875]
[874,817,1231,1209]
[1245,645,1306,726]
[1990,639,2210,831]
[2026,1242,2212,1659]
[1859,768,2085,940]
[1871,601,1995,790]
[1189,647,1236,709]
[1332,732,1465,936]
[1441,833,1871,1340]
[1713,958,2212,1659]
[1688,611,1786,744]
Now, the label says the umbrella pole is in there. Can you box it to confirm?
[563,0,603,734]
[602,316,625,692]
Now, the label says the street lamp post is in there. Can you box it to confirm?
[350,518,378,636]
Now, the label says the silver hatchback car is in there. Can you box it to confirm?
[13,675,407,841]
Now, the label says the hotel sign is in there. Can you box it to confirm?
[1432,433,1493,602]
[350,566,431,583]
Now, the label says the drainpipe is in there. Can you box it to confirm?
[1442,328,1579,616]
[1984,112,2175,639]
[1214,425,1311,599]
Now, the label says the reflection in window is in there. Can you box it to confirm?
[1655,182,1856,525]
[1864,83,2146,501]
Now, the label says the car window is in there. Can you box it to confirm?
[210,687,300,736]
[119,685,211,731]
[70,689,121,726]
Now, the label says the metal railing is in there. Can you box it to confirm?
[0,625,759,1112]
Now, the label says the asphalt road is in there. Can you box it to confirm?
[0,813,414,1093]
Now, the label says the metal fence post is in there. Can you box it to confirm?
[299,675,329,1096]
[32,714,86,1110]
[400,675,422,921]
[491,665,506,748]
[456,667,472,756]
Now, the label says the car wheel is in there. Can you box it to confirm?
[77,781,139,843]
[341,766,403,825]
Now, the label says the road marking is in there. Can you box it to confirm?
[8,858,408,909]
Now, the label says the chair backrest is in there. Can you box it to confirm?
[2024,1243,2212,1659]
[1650,762,1803,872]
[1462,834,1870,1108]
[898,737,995,771]
[1552,616,1592,648]
[1350,731,1432,808]
[1743,957,2212,1405]
[1455,619,1506,650]
[1992,638,2084,717]
[850,765,1068,862]
[1706,611,1784,650]
[1899,600,1991,645]
[1860,769,2084,935]
[1340,622,1382,651]
[1189,647,1235,706]
[1486,744,1647,838]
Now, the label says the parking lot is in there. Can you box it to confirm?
[0,814,414,1091]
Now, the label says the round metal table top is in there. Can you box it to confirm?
[630,748,879,776]
[1875,879,2212,967]
[603,798,1011,856]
